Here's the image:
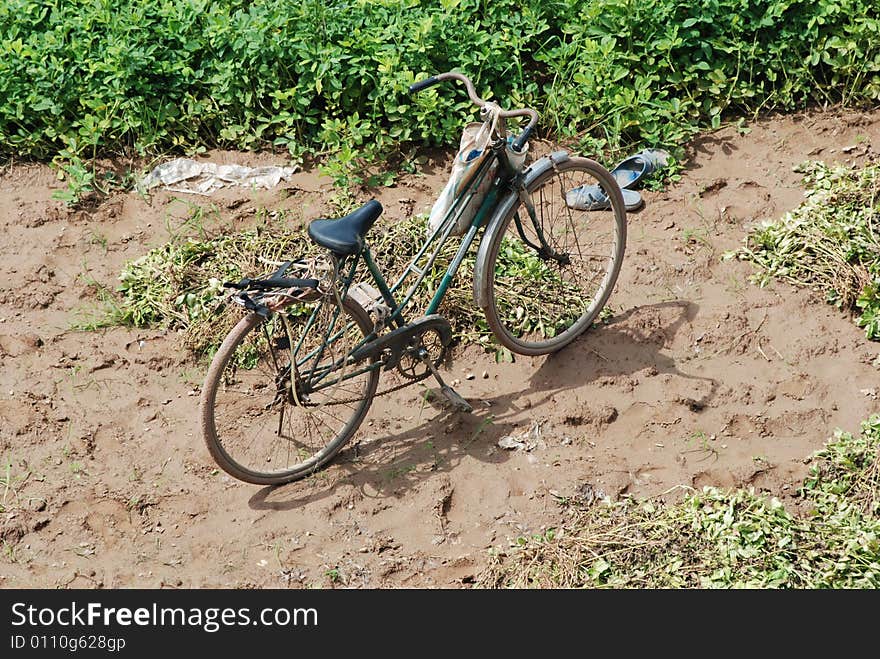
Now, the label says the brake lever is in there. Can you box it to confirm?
[231,291,270,318]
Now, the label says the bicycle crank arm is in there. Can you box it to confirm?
[419,353,473,414]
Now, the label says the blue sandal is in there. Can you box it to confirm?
[566,148,669,212]
[609,148,670,189]
[566,185,643,211]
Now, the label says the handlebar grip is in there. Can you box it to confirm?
[512,126,534,153]
[224,278,253,289]
[409,76,440,94]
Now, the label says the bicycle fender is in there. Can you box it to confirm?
[473,150,571,308]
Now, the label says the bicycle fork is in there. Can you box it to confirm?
[513,176,571,266]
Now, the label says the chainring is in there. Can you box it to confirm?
[396,326,448,380]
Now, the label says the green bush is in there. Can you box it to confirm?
[2,0,878,168]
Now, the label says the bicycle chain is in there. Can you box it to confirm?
[375,368,433,398]
[309,333,447,406]
[315,362,432,407]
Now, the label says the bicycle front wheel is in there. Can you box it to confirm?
[200,295,379,485]
[480,156,627,355]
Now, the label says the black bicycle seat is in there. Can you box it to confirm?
[307,200,383,255]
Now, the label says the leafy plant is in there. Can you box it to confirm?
[51,156,95,205]
[856,283,880,340]
[2,0,878,189]
[730,161,880,340]
[478,415,880,588]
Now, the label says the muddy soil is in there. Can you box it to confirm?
[1,108,879,588]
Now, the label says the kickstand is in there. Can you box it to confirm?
[419,351,473,414]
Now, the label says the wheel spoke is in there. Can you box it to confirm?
[484,158,626,354]
[201,298,379,485]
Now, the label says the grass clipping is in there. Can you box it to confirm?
[478,416,880,589]
[729,161,880,339]
[114,212,583,358]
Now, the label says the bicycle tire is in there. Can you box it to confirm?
[480,156,627,355]
[200,295,379,485]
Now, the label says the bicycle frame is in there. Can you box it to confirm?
[288,139,523,393]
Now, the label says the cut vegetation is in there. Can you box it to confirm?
[478,415,880,588]
[112,210,586,358]
[732,162,880,340]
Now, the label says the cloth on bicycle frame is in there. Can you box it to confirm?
[427,121,492,237]
[427,106,528,237]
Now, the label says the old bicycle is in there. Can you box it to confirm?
[199,71,627,484]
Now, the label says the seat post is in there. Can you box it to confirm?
[362,247,404,328]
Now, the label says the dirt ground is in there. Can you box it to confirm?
[1,107,879,589]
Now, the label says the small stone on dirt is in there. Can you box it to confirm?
[88,357,115,373]
[699,178,728,196]
[677,396,707,412]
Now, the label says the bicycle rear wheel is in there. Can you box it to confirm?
[200,295,379,485]
[480,156,627,355]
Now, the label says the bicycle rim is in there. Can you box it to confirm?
[200,296,379,485]
[482,156,627,355]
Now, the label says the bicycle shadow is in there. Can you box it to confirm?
[248,299,718,511]
[529,300,717,404]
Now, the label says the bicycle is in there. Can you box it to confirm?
[199,71,627,485]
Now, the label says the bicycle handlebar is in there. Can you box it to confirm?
[409,71,537,152]
[408,76,440,93]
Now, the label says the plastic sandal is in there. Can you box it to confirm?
[609,148,670,190]
[566,184,643,211]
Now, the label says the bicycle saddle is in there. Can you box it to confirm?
[307,200,383,255]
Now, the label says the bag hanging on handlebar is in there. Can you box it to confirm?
[427,113,528,237]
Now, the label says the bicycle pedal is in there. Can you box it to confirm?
[440,385,473,414]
